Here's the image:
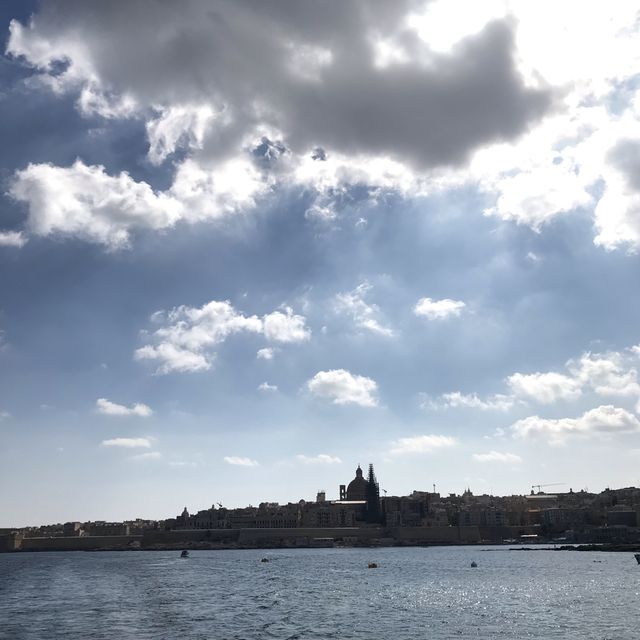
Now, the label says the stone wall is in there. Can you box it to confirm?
[20,535,141,551]
[391,526,481,543]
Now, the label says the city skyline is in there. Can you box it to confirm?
[3,1,640,527]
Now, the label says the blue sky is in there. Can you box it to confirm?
[3,1,640,526]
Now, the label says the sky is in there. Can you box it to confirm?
[3,1,640,526]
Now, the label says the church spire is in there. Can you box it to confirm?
[365,464,381,523]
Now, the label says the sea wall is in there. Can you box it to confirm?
[2,525,494,552]
[391,526,481,543]
[142,528,240,548]
[237,526,384,544]
[141,527,385,549]
[19,535,141,551]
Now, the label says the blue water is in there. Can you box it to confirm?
[0,546,638,639]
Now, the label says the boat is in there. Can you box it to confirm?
[470,561,478,568]
[180,550,189,558]
[368,562,378,569]
[260,557,270,563]
[634,553,640,565]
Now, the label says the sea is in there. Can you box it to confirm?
[0,546,637,639]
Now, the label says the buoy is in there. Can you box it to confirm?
[470,561,477,568]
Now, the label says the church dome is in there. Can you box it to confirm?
[346,465,368,501]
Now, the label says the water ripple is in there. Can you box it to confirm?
[0,547,637,639]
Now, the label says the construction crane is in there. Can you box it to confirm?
[531,483,565,494]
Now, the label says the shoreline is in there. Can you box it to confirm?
[4,541,640,554]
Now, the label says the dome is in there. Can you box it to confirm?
[346,465,368,501]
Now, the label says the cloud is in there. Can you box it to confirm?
[507,372,582,404]
[0,231,27,248]
[511,405,640,444]
[6,2,554,248]
[483,163,593,230]
[101,437,152,448]
[428,391,514,411]
[0,411,11,421]
[390,434,457,455]
[9,157,270,249]
[135,343,211,375]
[146,104,216,165]
[307,369,378,407]
[593,138,640,251]
[569,352,640,397]
[224,456,259,467]
[414,297,465,320]
[334,282,394,336]
[256,348,276,360]
[135,300,308,374]
[9,3,640,254]
[130,451,162,461]
[262,307,311,343]
[9,161,182,250]
[426,345,640,422]
[297,454,342,465]
[258,382,278,392]
[96,398,153,417]
[472,450,522,463]
[7,5,551,168]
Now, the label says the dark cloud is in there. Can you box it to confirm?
[10,0,554,169]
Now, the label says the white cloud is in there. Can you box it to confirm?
[101,437,152,448]
[96,398,153,417]
[258,382,277,392]
[256,347,275,360]
[483,163,593,230]
[135,343,211,374]
[135,300,307,374]
[9,160,182,250]
[8,156,271,249]
[224,456,259,467]
[0,411,11,421]
[334,282,393,336]
[146,104,216,165]
[0,231,27,248]
[262,307,310,343]
[307,369,378,407]
[507,372,582,404]
[511,405,640,444]
[472,450,522,463]
[569,352,640,397]
[130,451,162,461]
[433,345,640,424]
[414,297,465,320]
[296,454,342,465]
[390,434,457,455]
[430,391,514,411]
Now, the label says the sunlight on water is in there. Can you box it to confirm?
[1,546,638,639]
